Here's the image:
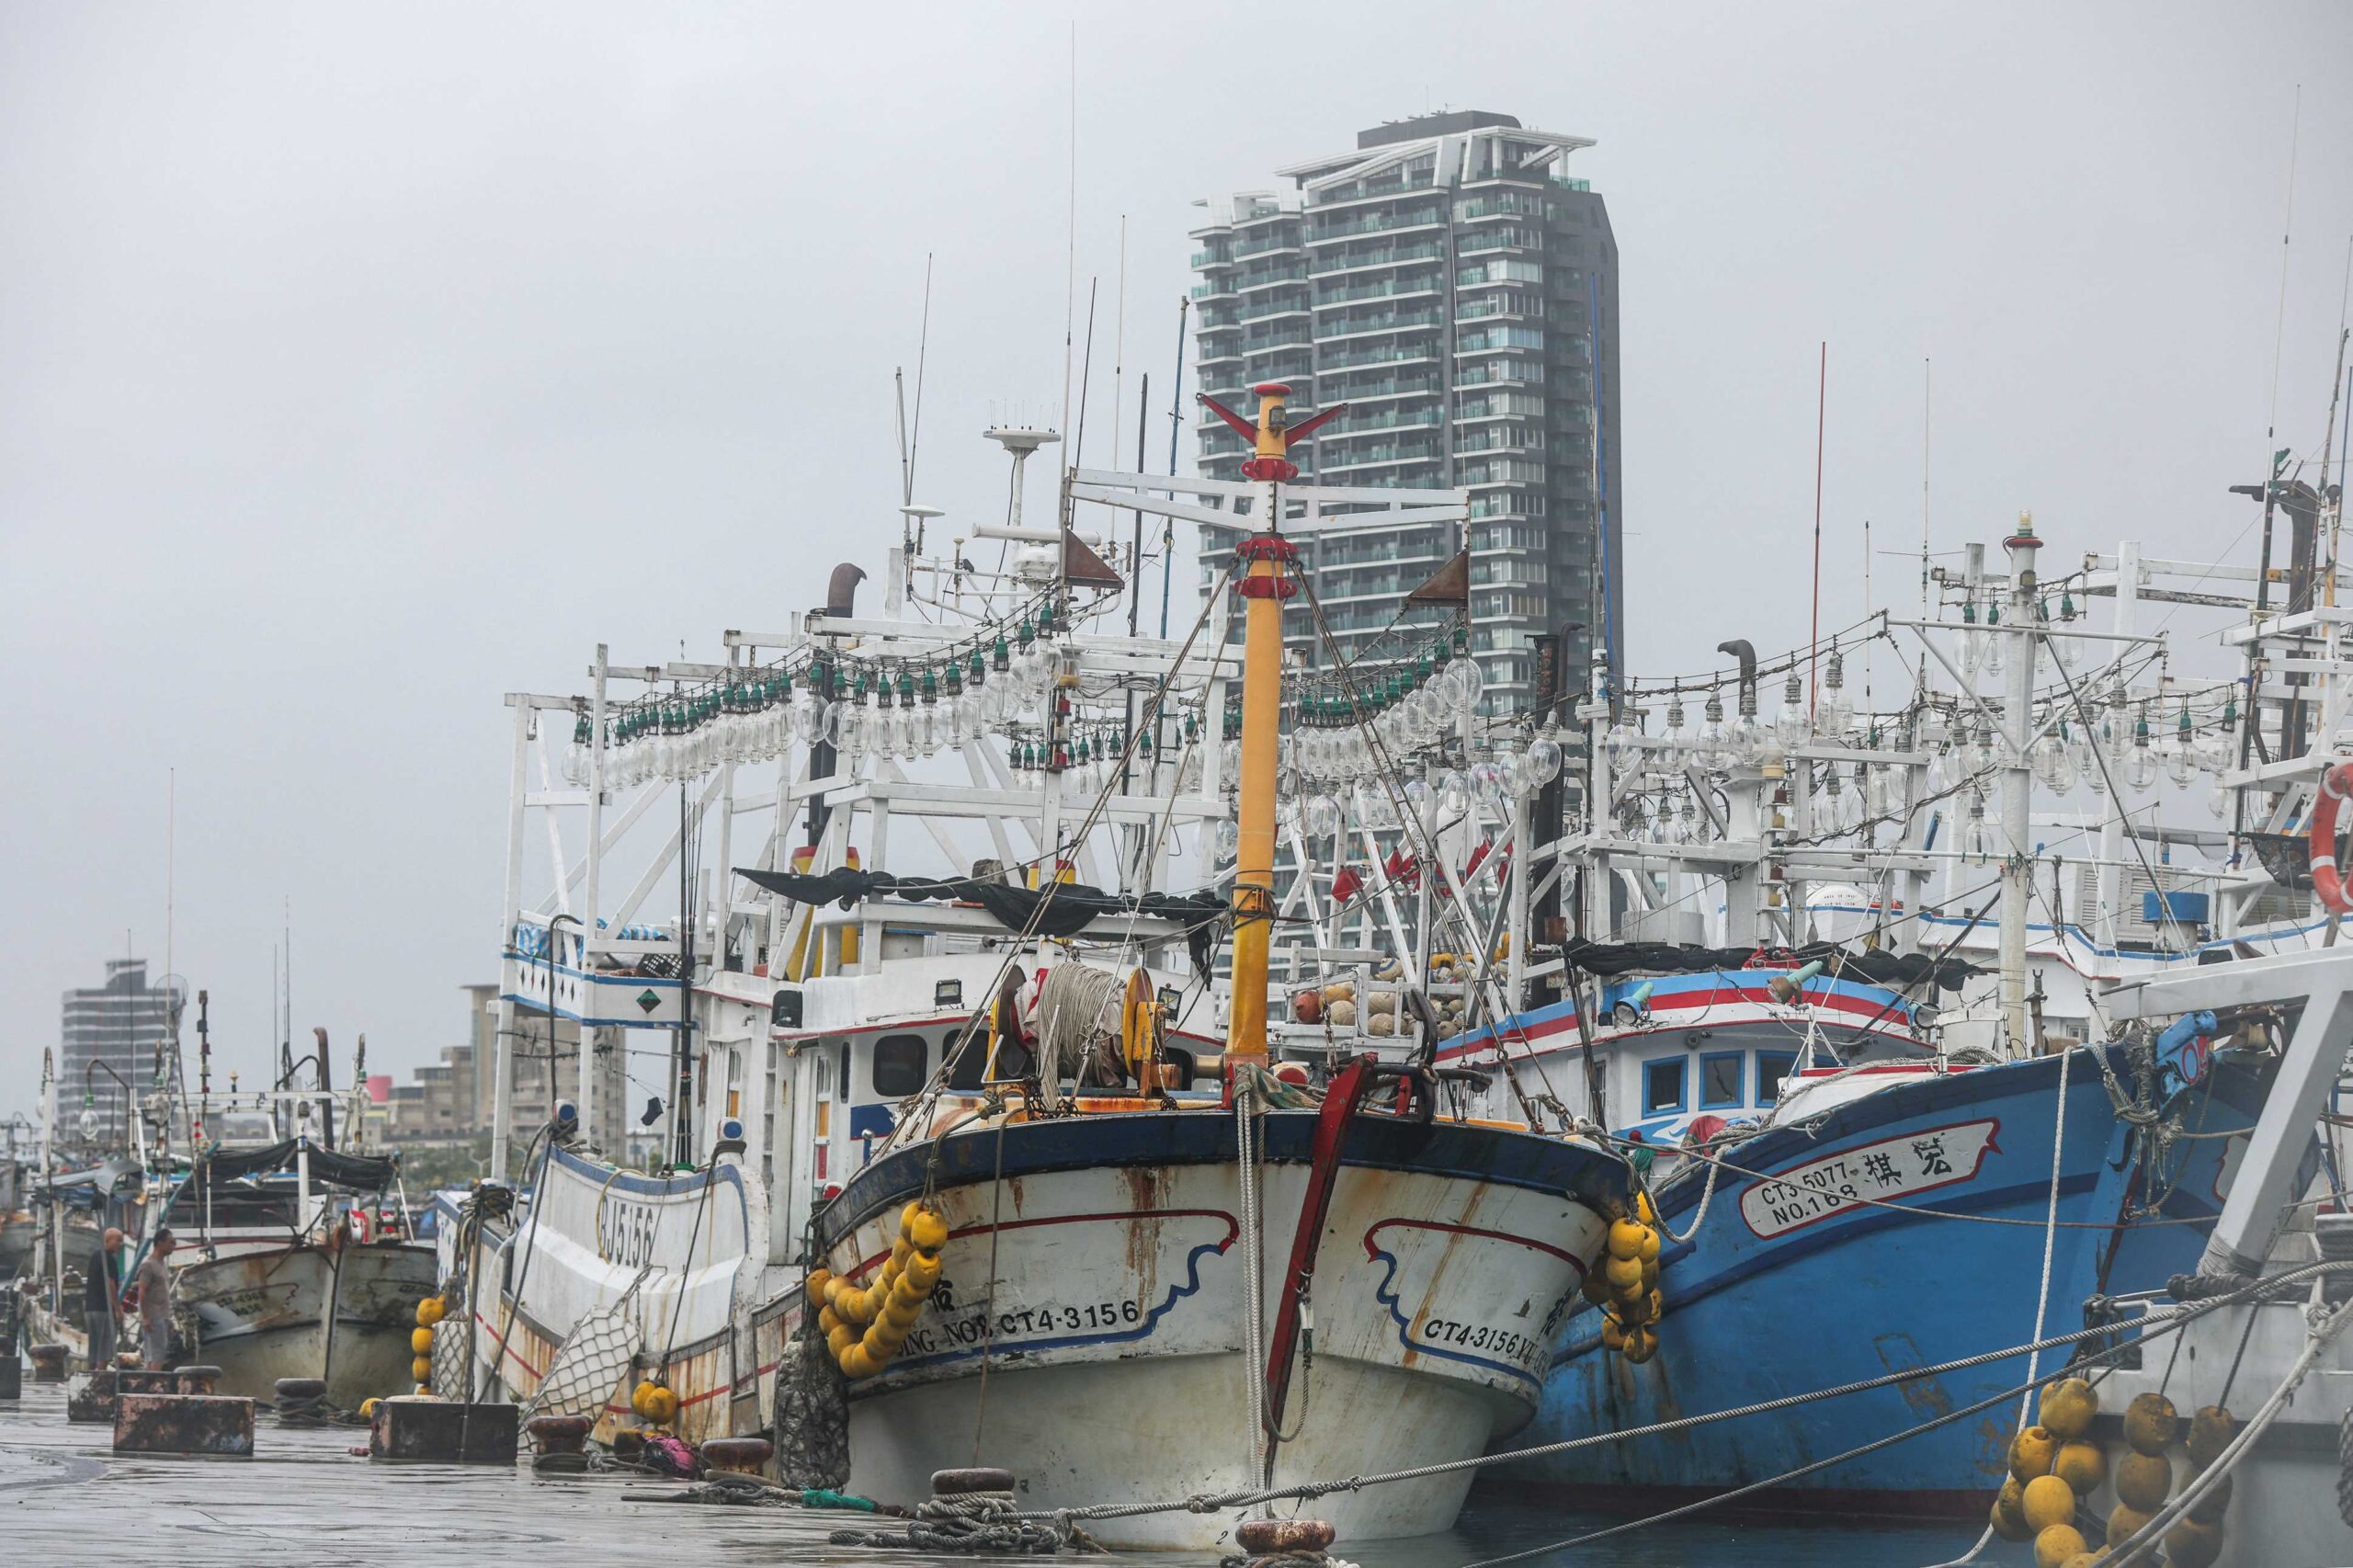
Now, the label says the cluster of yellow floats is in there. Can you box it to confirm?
[1582,1197,1665,1365]
[807,1199,951,1380]
[408,1292,448,1392]
[1993,1376,2236,1568]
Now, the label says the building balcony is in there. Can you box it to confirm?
[1320,344,1438,372]
[1315,278,1441,308]
[1192,250,1236,269]
[1237,298,1312,323]
[1308,244,1444,277]
[1318,311,1443,343]
[1308,210,1447,244]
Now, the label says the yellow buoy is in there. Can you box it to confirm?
[2122,1392,2179,1456]
[415,1296,446,1329]
[906,1207,949,1253]
[899,1199,926,1238]
[411,1356,434,1382]
[410,1326,435,1355]
[2185,1404,2234,1469]
[1635,1191,1657,1225]
[641,1384,679,1425]
[2107,1502,2154,1544]
[1640,1257,1660,1291]
[839,1344,881,1380]
[1990,1477,2033,1541]
[1606,1219,1649,1260]
[903,1252,942,1294]
[414,1383,429,1396]
[2007,1425,2059,1483]
[818,1305,844,1336]
[2030,1523,2086,1568]
[2037,1375,2097,1440]
[1581,1270,1611,1307]
[2163,1516,2223,1568]
[358,1398,380,1420]
[1637,1227,1661,1265]
[1604,1255,1644,1291]
[2057,1553,2098,1568]
[2186,1470,2232,1524]
[1600,1316,1626,1352]
[2020,1473,2075,1532]
[826,1324,857,1358]
[2114,1449,2172,1513]
[804,1269,833,1308]
[1623,1326,1658,1365]
[2051,1439,2106,1495]
[631,1381,652,1416]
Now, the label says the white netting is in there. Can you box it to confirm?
[516,1288,645,1438]
[431,1305,472,1401]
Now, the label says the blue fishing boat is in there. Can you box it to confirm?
[1495,1040,2276,1516]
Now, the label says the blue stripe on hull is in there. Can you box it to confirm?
[1501,1049,2268,1511]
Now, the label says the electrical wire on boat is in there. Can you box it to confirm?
[1009,1259,2353,1532]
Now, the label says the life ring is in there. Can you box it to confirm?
[2313,760,2353,914]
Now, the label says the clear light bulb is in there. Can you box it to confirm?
[1774,672,1812,751]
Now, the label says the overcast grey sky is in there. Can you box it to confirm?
[4,2,2349,1110]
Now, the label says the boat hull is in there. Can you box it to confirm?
[179,1241,437,1407]
[455,1148,776,1445]
[1498,1048,2268,1517]
[820,1108,1625,1548]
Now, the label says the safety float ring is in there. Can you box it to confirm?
[2311,760,2353,914]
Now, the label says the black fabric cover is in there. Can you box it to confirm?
[198,1138,397,1191]
[736,866,1228,974]
[1561,938,1982,994]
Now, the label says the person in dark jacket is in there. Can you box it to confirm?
[82,1226,124,1370]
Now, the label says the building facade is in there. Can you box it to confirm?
[1189,110,1621,712]
[60,958,185,1151]
[379,983,626,1154]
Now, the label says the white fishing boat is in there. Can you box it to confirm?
[448,393,1634,1545]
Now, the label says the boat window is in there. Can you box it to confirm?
[945,1025,988,1091]
[1699,1051,1745,1109]
[1642,1058,1685,1115]
[1756,1051,1798,1105]
[872,1034,928,1097]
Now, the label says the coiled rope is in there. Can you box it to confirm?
[831,1488,1098,1554]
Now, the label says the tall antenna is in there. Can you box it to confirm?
[1058,22,1078,438]
[1073,278,1100,473]
[1162,296,1189,638]
[909,252,934,500]
[1919,358,1932,697]
[1808,342,1827,716]
[1111,216,1127,472]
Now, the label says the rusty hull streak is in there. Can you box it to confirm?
[1394,1168,1487,1372]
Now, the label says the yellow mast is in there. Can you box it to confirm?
[1224,382,1305,1062]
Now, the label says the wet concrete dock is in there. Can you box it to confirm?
[0,1373,1972,1567]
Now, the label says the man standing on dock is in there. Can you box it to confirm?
[130,1229,177,1369]
[83,1226,124,1370]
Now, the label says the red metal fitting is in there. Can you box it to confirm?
[1237,575,1298,600]
[1234,536,1300,562]
[1240,457,1300,483]
[1250,381,1292,399]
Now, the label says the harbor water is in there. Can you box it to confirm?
[0,1371,1977,1567]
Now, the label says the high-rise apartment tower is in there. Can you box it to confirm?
[1189,110,1620,712]
[60,957,184,1151]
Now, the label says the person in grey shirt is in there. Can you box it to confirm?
[130,1228,177,1369]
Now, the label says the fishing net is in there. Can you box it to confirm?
[518,1283,647,1438]
[772,1300,849,1491]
